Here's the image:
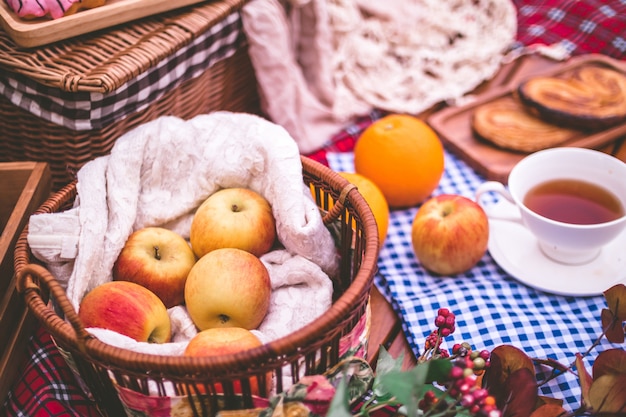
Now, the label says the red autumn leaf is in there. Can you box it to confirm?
[529,403,567,417]
[575,353,593,408]
[484,345,536,409]
[603,284,626,321]
[502,367,538,417]
[588,374,626,414]
[487,345,535,385]
[601,308,625,344]
[593,349,626,379]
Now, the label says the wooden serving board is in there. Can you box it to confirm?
[0,0,207,48]
[427,54,626,184]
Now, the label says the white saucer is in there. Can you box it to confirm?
[486,201,626,296]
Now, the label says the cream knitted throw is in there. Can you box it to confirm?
[242,0,518,152]
[328,0,518,116]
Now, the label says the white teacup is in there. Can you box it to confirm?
[475,147,626,265]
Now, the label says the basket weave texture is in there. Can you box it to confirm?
[0,0,261,191]
[0,0,248,92]
[14,156,379,417]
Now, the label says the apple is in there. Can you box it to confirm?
[112,227,196,308]
[184,327,270,396]
[184,247,271,331]
[78,280,171,343]
[184,327,263,356]
[189,188,276,259]
[411,194,489,275]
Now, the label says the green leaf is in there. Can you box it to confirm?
[422,358,453,383]
[454,409,474,417]
[376,361,445,417]
[374,345,405,377]
[372,346,405,400]
[327,378,354,417]
[377,370,420,417]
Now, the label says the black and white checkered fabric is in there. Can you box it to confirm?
[0,11,245,131]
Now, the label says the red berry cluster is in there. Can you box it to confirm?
[418,389,439,411]
[434,308,456,337]
[424,329,449,358]
[424,329,437,350]
[420,308,499,416]
[445,358,500,417]
[422,308,457,359]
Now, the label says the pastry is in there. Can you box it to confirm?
[471,96,578,153]
[517,65,626,130]
[5,0,106,20]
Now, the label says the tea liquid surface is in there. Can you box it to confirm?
[523,179,624,225]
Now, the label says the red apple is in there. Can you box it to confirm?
[78,281,171,343]
[411,194,489,275]
[189,188,276,259]
[184,248,271,331]
[112,227,196,308]
[184,327,270,396]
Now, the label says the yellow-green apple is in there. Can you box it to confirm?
[184,327,269,396]
[184,248,271,330]
[112,227,196,308]
[78,280,171,343]
[184,327,263,356]
[189,188,276,258]
[411,194,489,275]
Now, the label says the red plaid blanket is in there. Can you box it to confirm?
[1,326,102,417]
[3,1,626,415]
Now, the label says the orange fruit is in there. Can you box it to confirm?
[338,172,389,246]
[309,172,390,246]
[354,114,445,208]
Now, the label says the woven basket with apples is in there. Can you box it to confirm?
[14,112,378,417]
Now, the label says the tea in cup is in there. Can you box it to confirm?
[475,147,626,265]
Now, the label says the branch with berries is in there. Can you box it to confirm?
[325,284,626,417]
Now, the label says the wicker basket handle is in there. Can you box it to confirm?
[16,263,94,350]
[322,183,357,225]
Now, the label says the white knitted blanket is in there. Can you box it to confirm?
[242,0,518,152]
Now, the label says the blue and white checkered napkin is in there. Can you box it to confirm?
[328,150,614,411]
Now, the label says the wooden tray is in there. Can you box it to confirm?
[0,0,207,48]
[427,54,626,183]
[0,162,51,403]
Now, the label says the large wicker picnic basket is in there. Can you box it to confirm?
[0,0,260,192]
[14,155,379,417]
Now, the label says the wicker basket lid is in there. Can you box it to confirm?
[0,0,248,93]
